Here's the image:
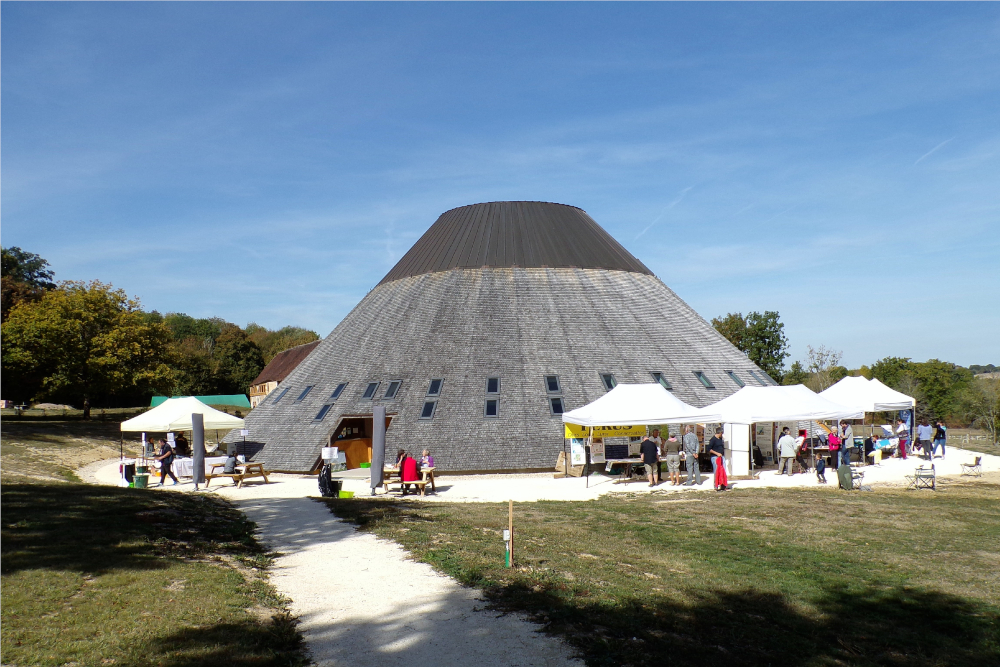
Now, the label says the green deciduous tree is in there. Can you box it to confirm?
[1,246,56,322]
[1,281,174,417]
[245,323,320,364]
[711,310,789,382]
[782,361,809,386]
[870,357,914,388]
[213,324,265,394]
[912,359,973,421]
[960,378,1000,445]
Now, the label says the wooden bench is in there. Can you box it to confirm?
[206,462,270,488]
[382,478,429,496]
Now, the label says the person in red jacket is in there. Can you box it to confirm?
[400,452,421,496]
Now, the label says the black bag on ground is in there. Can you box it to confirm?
[318,464,334,497]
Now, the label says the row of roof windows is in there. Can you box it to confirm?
[273,368,774,420]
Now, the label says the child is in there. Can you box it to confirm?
[815,457,827,484]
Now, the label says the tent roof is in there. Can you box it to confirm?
[688,384,864,424]
[819,376,915,413]
[150,394,250,409]
[121,396,245,432]
[562,383,702,427]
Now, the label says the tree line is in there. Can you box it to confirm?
[1,247,318,417]
[712,310,999,442]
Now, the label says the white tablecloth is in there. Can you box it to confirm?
[172,456,228,478]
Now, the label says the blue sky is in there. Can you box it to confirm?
[3,3,998,369]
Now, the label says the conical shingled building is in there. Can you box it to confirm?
[237,201,775,472]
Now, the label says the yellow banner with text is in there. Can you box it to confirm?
[564,423,647,439]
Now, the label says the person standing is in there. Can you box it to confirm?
[896,419,909,459]
[664,435,683,486]
[649,429,664,483]
[916,420,933,459]
[828,428,841,470]
[932,420,947,459]
[154,438,179,486]
[795,429,810,473]
[683,425,702,486]
[840,421,854,466]
[777,428,797,476]
[639,435,660,487]
[708,427,726,490]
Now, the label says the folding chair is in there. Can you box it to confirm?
[906,465,936,490]
[960,456,982,477]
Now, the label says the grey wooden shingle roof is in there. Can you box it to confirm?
[232,267,768,473]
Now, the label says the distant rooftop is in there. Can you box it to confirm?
[378,201,652,285]
[251,340,321,386]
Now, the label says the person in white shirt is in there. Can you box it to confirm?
[916,420,934,459]
[777,428,797,476]
[896,419,910,459]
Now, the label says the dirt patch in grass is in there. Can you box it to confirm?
[324,483,1000,667]
[0,420,139,484]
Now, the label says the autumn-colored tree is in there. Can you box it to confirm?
[1,281,174,417]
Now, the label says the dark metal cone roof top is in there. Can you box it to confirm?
[378,201,652,286]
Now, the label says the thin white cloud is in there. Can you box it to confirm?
[634,186,694,240]
[914,137,955,164]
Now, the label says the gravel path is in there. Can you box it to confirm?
[234,488,581,667]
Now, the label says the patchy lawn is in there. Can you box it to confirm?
[1,420,307,667]
[324,479,1000,667]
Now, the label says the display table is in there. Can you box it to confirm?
[172,456,227,478]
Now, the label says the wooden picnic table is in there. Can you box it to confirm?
[382,466,436,496]
[206,461,270,488]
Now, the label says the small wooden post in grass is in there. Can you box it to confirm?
[508,499,514,567]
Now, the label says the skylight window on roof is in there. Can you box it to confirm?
[545,375,561,393]
[271,387,290,404]
[549,397,565,415]
[330,382,348,399]
[427,379,443,396]
[420,400,437,419]
[694,371,715,389]
[362,382,380,399]
[650,372,672,390]
[726,371,745,388]
[485,398,499,418]
[600,373,617,391]
[315,404,333,421]
[384,381,401,399]
[486,377,500,394]
[296,386,314,402]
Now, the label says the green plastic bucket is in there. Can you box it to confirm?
[359,462,371,469]
[338,490,354,499]
[133,473,150,489]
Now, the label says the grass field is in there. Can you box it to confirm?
[0,421,307,667]
[324,478,1000,667]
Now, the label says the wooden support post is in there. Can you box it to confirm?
[508,499,514,567]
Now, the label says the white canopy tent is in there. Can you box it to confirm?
[683,385,863,477]
[688,385,864,425]
[819,376,915,413]
[561,383,702,427]
[120,396,245,432]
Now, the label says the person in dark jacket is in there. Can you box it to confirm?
[639,435,660,487]
[155,439,179,486]
[708,427,726,489]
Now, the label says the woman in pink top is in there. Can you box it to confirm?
[828,431,841,470]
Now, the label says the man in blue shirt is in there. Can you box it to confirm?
[708,427,725,488]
